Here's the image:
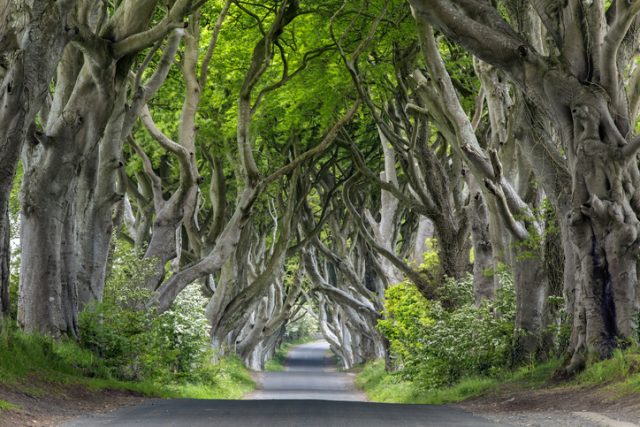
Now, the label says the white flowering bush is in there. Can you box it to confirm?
[79,244,212,383]
[148,284,211,381]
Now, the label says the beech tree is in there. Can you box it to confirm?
[409,0,640,372]
[18,0,198,337]
[0,1,76,321]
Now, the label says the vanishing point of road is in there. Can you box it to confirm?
[66,340,511,426]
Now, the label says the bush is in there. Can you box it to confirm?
[147,284,212,382]
[378,272,516,389]
[79,245,212,383]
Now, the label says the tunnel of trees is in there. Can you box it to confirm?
[1,0,639,380]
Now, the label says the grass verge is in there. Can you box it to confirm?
[0,326,254,401]
[355,361,501,404]
[356,350,640,405]
[574,348,640,398]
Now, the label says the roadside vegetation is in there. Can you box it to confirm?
[0,326,253,401]
[358,348,640,405]
[0,243,255,412]
[357,263,640,404]
[4,1,640,421]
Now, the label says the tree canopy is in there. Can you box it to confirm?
[1,0,639,376]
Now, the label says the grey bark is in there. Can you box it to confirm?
[409,0,640,370]
[335,9,472,282]
[18,0,194,335]
[469,187,495,303]
[0,207,9,319]
[410,21,552,358]
[0,1,76,331]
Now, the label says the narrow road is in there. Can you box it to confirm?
[66,340,512,426]
[245,340,365,401]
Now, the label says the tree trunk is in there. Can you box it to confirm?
[0,207,10,319]
[75,89,129,308]
[434,217,471,280]
[19,165,77,337]
[0,1,73,269]
[0,2,74,326]
[409,0,640,369]
[409,216,432,265]
[511,248,548,361]
[19,68,112,336]
[469,189,495,302]
[18,0,184,334]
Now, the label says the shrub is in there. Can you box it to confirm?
[147,284,211,382]
[79,244,212,383]
[79,249,155,380]
[378,272,516,389]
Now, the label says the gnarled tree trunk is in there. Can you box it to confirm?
[0,1,75,321]
[409,0,640,371]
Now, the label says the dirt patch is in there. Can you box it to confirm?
[0,379,148,427]
[458,384,640,426]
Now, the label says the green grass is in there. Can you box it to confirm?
[264,336,316,372]
[356,358,563,405]
[355,361,499,404]
[357,349,640,405]
[574,348,640,398]
[0,326,255,402]
[0,400,19,411]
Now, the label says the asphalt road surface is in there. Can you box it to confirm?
[66,340,512,427]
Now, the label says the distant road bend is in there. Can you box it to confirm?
[66,340,511,426]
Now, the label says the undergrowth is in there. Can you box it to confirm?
[357,348,640,404]
[574,348,640,398]
[355,358,559,404]
[0,324,254,400]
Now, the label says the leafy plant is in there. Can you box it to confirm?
[378,272,516,389]
[79,244,212,383]
[147,284,212,382]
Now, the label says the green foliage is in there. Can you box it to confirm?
[0,323,253,400]
[79,245,212,383]
[357,357,563,404]
[420,238,440,271]
[0,323,110,384]
[355,360,497,404]
[436,274,475,307]
[0,236,253,399]
[79,248,156,380]
[148,284,211,382]
[378,272,516,389]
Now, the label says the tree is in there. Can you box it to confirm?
[0,0,76,323]
[18,0,196,337]
[409,0,640,372]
